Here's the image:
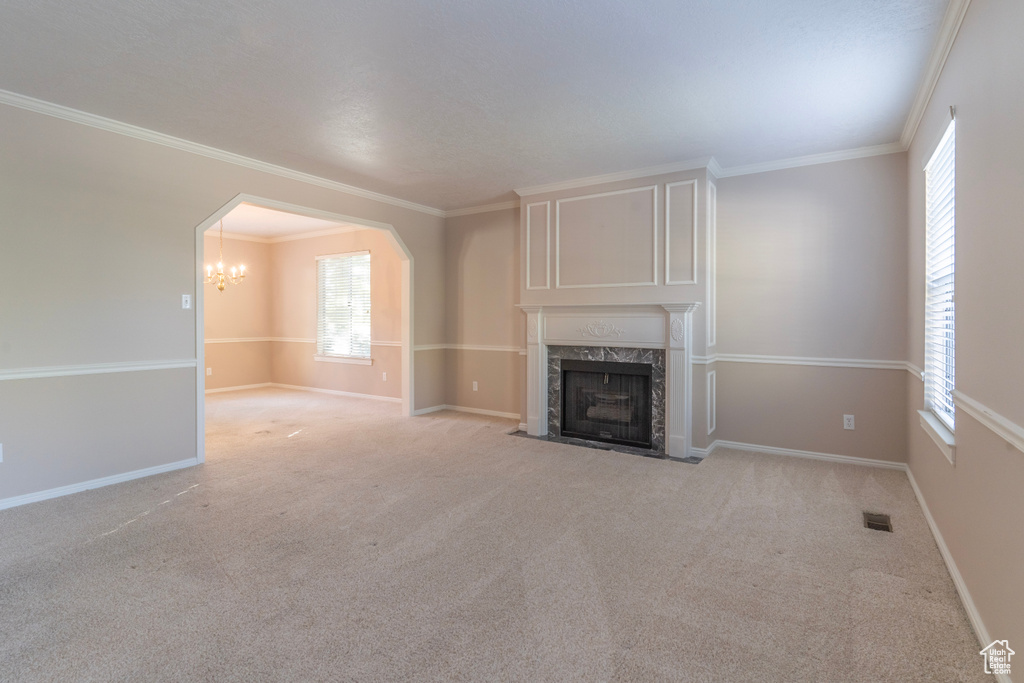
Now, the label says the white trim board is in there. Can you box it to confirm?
[413,344,524,353]
[525,201,551,290]
[0,458,198,512]
[900,0,973,149]
[905,469,995,659]
[515,157,711,197]
[0,89,446,218]
[445,200,519,218]
[555,185,658,289]
[710,440,908,471]
[953,390,1024,455]
[0,359,197,382]
[713,143,905,178]
[412,405,520,420]
[204,338,399,346]
[270,383,401,403]
[665,179,698,285]
[706,354,908,371]
[205,383,273,394]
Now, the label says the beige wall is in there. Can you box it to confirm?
[0,102,444,502]
[710,153,909,462]
[716,154,908,360]
[716,363,907,463]
[443,208,522,415]
[202,229,403,398]
[203,234,273,390]
[903,0,1024,650]
[270,228,402,399]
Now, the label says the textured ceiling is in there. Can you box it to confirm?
[0,0,947,211]
[211,203,355,239]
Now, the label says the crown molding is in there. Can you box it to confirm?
[216,231,272,244]
[715,142,906,178]
[444,200,519,218]
[0,89,447,218]
[514,157,712,197]
[706,157,724,179]
[511,142,907,199]
[209,225,365,244]
[899,0,972,149]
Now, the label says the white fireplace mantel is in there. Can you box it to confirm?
[518,303,700,459]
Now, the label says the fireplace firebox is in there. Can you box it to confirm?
[560,359,652,448]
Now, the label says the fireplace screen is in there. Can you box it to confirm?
[561,359,652,448]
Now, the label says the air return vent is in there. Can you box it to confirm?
[863,512,893,532]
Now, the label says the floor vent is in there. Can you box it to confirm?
[863,512,893,532]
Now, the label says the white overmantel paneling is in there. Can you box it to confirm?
[519,166,710,311]
[519,302,700,459]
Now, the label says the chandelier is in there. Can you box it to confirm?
[205,219,246,291]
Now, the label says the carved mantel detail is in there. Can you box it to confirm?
[670,318,685,343]
[577,320,626,339]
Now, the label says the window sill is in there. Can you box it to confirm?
[314,355,372,366]
[918,410,955,465]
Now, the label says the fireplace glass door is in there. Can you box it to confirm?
[561,359,652,448]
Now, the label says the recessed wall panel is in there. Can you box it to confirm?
[666,180,697,284]
[526,201,550,289]
[556,186,656,288]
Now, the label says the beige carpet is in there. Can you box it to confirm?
[0,388,987,682]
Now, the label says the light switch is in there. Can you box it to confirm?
[182,294,192,309]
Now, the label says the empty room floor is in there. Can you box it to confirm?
[0,388,986,682]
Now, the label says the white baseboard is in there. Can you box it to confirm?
[269,383,401,403]
[412,405,447,416]
[0,458,198,511]
[205,383,272,394]
[906,469,997,665]
[446,405,520,420]
[690,444,714,459]
[710,440,908,471]
[411,404,520,420]
[518,422,528,432]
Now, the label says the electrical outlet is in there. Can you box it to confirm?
[844,414,855,430]
[472,381,478,392]
[206,368,212,376]
[182,294,192,309]
[382,371,387,382]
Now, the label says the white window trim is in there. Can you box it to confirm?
[922,118,956,449]
[919,409,955,465]
[314,355,372,366]
[316,250,372,360]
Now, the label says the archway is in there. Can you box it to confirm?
[193,194,414,463]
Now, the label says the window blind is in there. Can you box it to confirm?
[317,252,371,358]
[924,120,955,430]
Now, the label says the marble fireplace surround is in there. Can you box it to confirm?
[548,346,666,452]
[519,303,700,459]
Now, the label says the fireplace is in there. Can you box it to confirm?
[523,304,698,458]
[547,345,666,453]
[561,359,652,448]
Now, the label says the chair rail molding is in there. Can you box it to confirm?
[952,390,1024,455]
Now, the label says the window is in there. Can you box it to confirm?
[924,119,955,432]
[316,251,371,360]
